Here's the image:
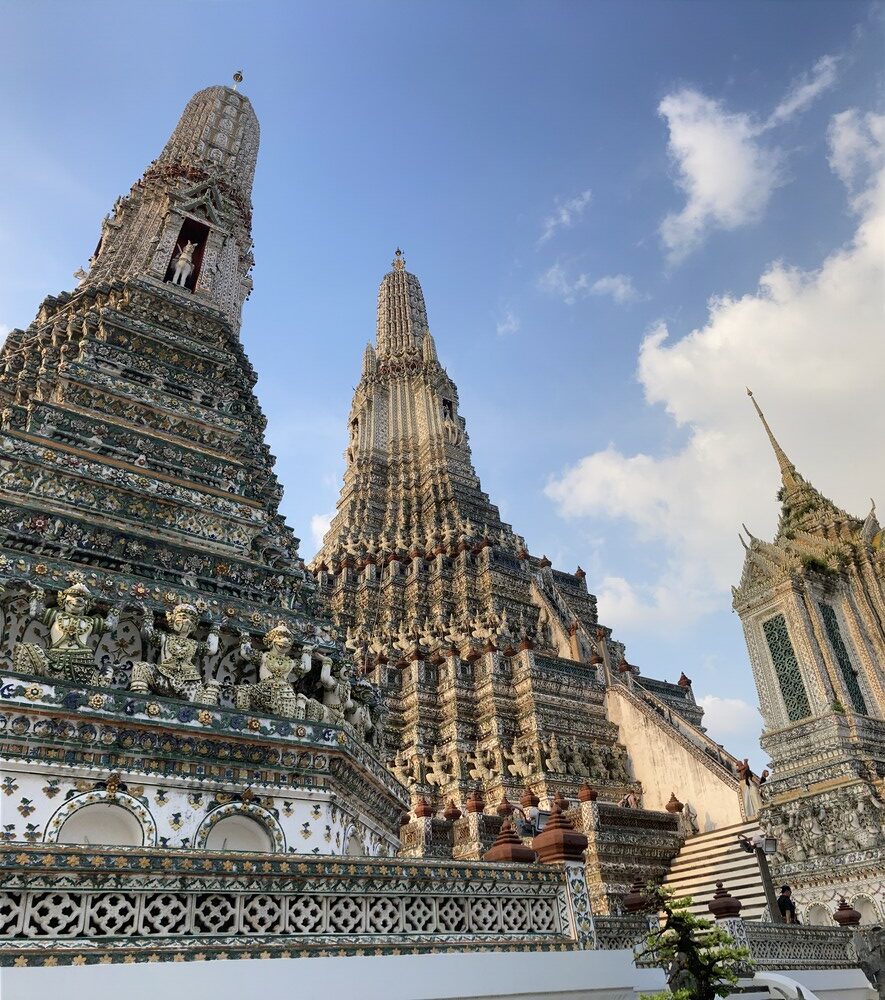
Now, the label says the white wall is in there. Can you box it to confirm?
[3,951,876,1000]
[0,949,665,1000]
[606,687,744,831]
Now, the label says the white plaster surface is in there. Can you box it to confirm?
[0,948,666,1000]
[606,687,745,830]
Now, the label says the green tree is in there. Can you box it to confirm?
[637,886,752,1000]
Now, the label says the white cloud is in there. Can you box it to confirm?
[697,694,763,741]
[547,109,885,634]
[658,89,783,260]
[659,53,839,260]
[310,512,333,552]
[828,109,885,191]
[538,189,592,245]
[496,310,520,337]
[590,274,637,304]
[538,263,590,304]
[766,55,839,128]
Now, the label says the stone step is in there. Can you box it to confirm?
[668,853,761,878]
[673,822,760,857]
[663,820,768,922]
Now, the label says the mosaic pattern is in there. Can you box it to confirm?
[0,845,579,966]
[762,615,811,722]
[818,602,867,714]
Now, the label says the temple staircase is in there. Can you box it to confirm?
[663,820,770,921]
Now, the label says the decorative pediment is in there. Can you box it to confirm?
[176,177,230,227]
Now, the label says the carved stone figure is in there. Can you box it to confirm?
[345,676,383,746]
[130,602,220,704]
[610,743,630,782]
[425,745,449,787]
[506,741,534,779]
[564,740,589,778]
[467,747,496,783]
[13,582,118,686]
[171,240,198,287]
[234,624,312,718]
[543,733,566,773]
[390,749,416,788]
[318,655,353,723]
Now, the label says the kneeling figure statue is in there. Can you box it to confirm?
[130,602,220,705]
[13,582,118,687]
[235,623,313,718]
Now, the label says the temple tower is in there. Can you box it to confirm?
[733,390,885,922]
[0,83,297,614]
[312,254,748,901]
[0,81,403,859]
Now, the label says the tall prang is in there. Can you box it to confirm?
[733,390,885,923]
[312,252,753,906]
[0,81,405,862]
[0,83,293,601]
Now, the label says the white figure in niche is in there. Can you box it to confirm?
[171,240,198,287]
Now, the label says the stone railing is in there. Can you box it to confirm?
[594,915,648,951]
[720,917,858,969]
[0,846,590,967]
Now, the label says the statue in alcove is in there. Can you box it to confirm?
[130,602,219,704]
[346,676,384,747]
[13,582,119,686]
[319,656,353,724]
[171,240,198,287]
[234,623,313,718]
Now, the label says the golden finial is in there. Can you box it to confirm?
[393,248,406,272]
[232,70,244,91]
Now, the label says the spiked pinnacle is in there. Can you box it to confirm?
[746,388,801,493]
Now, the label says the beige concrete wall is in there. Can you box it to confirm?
[606,686,744,831]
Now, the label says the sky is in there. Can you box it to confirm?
[1,1,883,770]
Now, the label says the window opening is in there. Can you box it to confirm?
[819,602,867,714]
[164,218,210,292]
[762,614,812,722]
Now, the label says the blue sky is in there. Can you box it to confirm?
[2,1,883,768]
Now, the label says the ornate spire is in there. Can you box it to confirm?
[746,388,801,493]
[744,390,855,542]
[155,84,259,203]
[375,249,430,357]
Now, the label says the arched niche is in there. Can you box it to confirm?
[204,814,272,852]
[805,903,831,927]
[56,802,145,847]
[344,827,364,857]
[853,895,880,925]
[194,802,285,853]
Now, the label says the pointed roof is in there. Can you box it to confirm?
[734,391,869,608]
[746,388,854,539]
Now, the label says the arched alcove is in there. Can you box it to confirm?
[805,903,831,927]
[56,802,144,847]
[344,828,364,857]
[853,895,879,925]
[204,814,273,852]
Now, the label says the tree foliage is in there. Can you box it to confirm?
[637,885,752,1000]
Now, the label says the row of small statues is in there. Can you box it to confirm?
[11,583,382,745]
[390,732,630,789]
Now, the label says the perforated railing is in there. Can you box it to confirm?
[0,845,578,966]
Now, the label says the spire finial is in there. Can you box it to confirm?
[746,388,800,492]
[393,248,406,272]
[232,70,244,91]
